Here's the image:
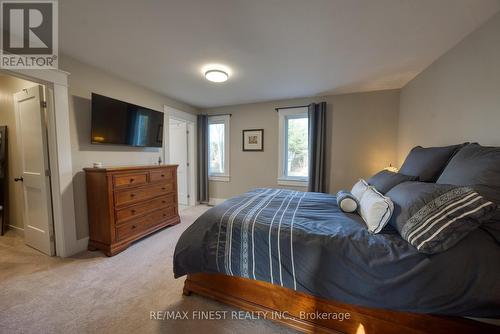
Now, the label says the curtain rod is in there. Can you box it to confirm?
[275,105,309,112]
[203,113,232,117]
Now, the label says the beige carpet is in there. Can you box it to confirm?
[0,205,297,334]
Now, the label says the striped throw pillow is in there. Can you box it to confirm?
[400,187,496,254]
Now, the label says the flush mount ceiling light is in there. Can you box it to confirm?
[202,64,231,83]
[205,69,229,83]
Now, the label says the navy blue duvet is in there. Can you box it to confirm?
[173,188,500,317]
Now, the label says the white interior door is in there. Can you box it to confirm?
[14,85,55,256]
[169,119,189,205]
[187,122,196,206]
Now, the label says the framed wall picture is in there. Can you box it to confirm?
[242,129,264,151]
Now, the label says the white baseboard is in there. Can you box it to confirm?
[8,224,24,232]
[72,237,89,255]
[6,225,88,257]
[209,198,227,206]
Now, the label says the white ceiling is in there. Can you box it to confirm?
[59,0,500,108]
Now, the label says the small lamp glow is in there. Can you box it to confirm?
[384,164,399,173]
[205,69,229,83]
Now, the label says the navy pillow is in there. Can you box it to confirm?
[437,143,500,221]
[367,170,418,194]
[387,182,455,231]
[399,144,466,182]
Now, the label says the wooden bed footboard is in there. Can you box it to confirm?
[183,273,496,334]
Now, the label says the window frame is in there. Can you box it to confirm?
[208,115,230,182]
[277,107,309,187]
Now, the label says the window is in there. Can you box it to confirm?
[208,115,230,182]
[132,113,149,146]
[278,107,309,186]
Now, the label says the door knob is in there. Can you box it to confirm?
[14,177,23,182]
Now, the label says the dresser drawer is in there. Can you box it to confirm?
[150,168,174,183]
[113,173,148,188]
[114,187,151,206]
[145,206,177,229]
[154,206,177,221]
[116,218,146,241]
[151,182,175,196]
[115,194,175,223]
[115,200,152,223]
[151,193,176,208]
[114,183,175,207]
[116,206,177,241]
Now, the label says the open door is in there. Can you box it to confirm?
[14,85,55,256]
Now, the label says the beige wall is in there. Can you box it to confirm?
[0,75,38,229]
[60,55,198,239]
[203,89,400,199]
[398,12,500,164]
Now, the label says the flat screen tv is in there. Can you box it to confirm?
[91,93,163,147]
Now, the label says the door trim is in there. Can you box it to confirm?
[164,106,197,207]
[1,68,82,257]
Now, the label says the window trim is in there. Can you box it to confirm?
[277,107,309,187]
[208,115,230,182]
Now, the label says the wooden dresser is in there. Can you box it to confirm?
[84,165,180,256]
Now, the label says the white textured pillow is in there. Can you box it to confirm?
[351,179,370,202]
[359,187,394,233]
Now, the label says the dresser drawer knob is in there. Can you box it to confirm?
[130,193,136,198]
[162,187,166,190]
[132,225,137,229]
[129,178,135,183]
[163,213,167,217]
[161,174,165,177]
[131,209,136,214]
[162,200,166,204]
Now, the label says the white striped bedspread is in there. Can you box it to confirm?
[173,188,500,317]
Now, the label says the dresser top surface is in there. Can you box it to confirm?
[84,164,178,173]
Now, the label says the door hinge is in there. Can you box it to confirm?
[50,234,54,242]
[40,101,47,108]
[45,169,51,177]
[186,162,190,167]
[187,194,190,198]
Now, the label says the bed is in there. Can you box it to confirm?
[174,188,500,333]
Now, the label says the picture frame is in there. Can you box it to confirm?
[242,129,264,151]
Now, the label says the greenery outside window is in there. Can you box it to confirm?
[208,115,230,182]
[278,107,309,187]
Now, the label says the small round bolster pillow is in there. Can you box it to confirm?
[336,190,359,213]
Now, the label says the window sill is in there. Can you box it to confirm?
[209,175,230,182]
[277,178,308,187]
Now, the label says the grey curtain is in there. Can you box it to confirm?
[308,102,327,193]
[197,115,209,203]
